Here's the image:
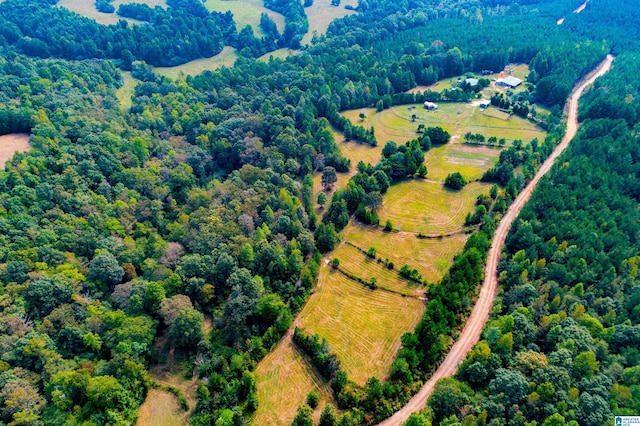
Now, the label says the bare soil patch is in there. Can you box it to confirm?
[0,133,31,166]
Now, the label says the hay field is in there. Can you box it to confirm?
[297,265,425,385]
[424,143,502,182]
[301,0,357,45]
[154,47,239,79]
[204,0,284,38]
[253,338,334,425]
[377,180,491,235]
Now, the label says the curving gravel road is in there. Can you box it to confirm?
[378,54,614,426]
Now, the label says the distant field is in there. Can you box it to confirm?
[0,134,31,167]
[341,222,469,284]
[332,243,424,297]
[334,128,384,166]
[253,338,334,426]
[378,180,491,235]
[117,71,138,111]
[301,0,357,45]
[204,0,284,38]
[258,48,299,62]
[155,47,239,79]
[297,264,425,385]
[424,143,502,182]
[58,0,166,25]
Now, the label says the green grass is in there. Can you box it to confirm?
[377,180,491,235]
[301,0,357,45]
[253,339,334,426]
[58,0,166,25]
[117,71,138,111]
[297,264,425,386]
[341,222,469,284]
[204,0,284,38]
[258,48,299,62]
[154,47,239,79]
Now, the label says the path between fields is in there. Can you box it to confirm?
[377,54,614,426]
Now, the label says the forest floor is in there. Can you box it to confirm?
[376,53,615,426]
[0,133,31,166]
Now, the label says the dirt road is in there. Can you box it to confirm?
[378,54,614,426]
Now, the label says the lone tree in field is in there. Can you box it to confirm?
[317,192,327,207]
[321,166,337,189]
[444,172,467,190]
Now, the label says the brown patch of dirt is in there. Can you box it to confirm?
[0,133,30,166]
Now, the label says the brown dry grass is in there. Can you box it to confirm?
[0,134,31,167]
[137,389,189,426]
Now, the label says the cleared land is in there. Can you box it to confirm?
[341,221,469,285]
[312,172,351,215]
[204,0,284,38]
[253,338,334,426]
[378,180,491,235]
[117,71,138,111]
[155,47,239,79]
[0,134,31,167]
[258,48,300,62]
[297,265,425,385]
[424,143,501,182]
[301,0,357,45]
[58,0,166,25]
[331,243,424,297]
[137,389,189,426]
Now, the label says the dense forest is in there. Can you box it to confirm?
[0,0,637,424]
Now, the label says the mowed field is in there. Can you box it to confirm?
[377,180,491,235]
[424,142,502,181]
[253,338,334,426]
[297,264,425,385]
[301,0,358,45]
[154,47,239,79]
[204,0,284,38]
[58,0,166,25]
[137,389,189,426]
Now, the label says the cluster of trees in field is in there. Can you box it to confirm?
[411,52,640,426]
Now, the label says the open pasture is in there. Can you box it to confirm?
[301,0,358,45]
[204,0,284,38]
[341,222,469,284]
[377,180,491,235]
[297,265,425,385]
[332,243,424,297]
[253,338,334,425]
[137,389,189,426]
[155,47,239,79]
[424,143,501,182]
[258,48,300,62]
[58,0,166,25]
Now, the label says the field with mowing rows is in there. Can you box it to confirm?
[297,264,425,386]
[424,143,502,181]
[331,243,424,297]
[253,338,334,426]
[377,180,491,235]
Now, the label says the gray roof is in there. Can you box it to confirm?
[498,76,523,87]
[466,78,479,86]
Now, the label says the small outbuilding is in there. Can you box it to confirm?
[423,101,438,110]
[465,78,479,87]
[479,100,491,108]
[496,76,523,88]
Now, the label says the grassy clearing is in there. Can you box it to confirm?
[377,180,491,235]
[301,0,357,45]
[258,48,300,62]
[253,338,334,426]
[333,127,384,166]
[424,143,502,182]
[0,134,31,167]
[58,0,166,25]
[341,222,468,284]
[117,71,138,111]
[155,47,239,79]
[204,0,284,38]
[137,389,189,426]
[331,243,424,297]
[312,172,351,216]
[298,264,425,385]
